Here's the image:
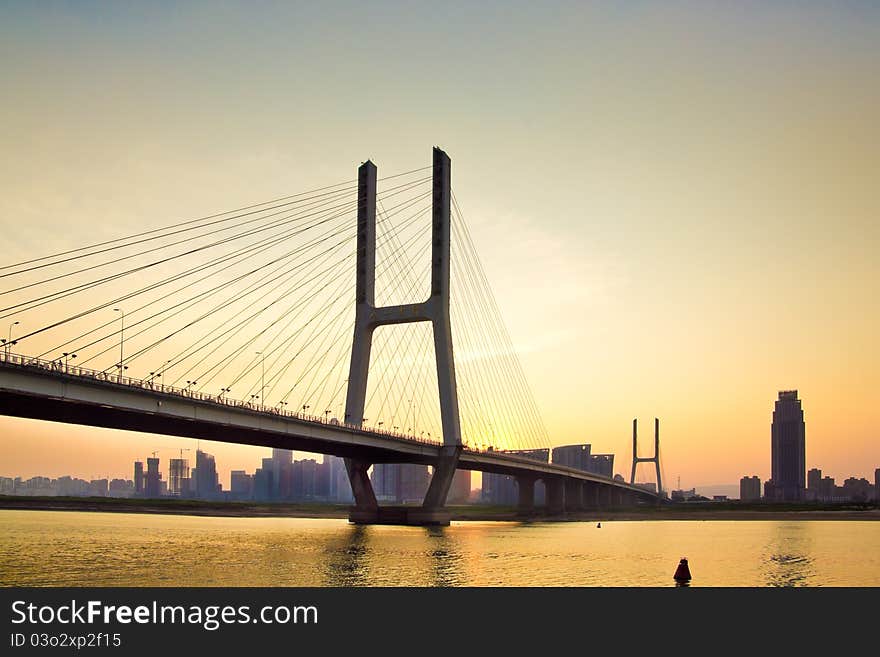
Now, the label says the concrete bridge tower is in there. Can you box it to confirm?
[344,148,463,525]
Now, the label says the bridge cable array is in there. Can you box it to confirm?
[1,165,550,452]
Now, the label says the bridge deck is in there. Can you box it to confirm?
[0,354,656,499]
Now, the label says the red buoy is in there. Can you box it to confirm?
[674,557,692,582]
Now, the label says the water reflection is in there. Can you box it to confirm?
[2,512,877,587]
[763,523,815,587]
[425,526,464,587]
[324,525,370,586]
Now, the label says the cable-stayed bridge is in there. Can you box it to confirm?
[0,147,660,524]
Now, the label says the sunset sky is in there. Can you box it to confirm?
[1,1,878,490]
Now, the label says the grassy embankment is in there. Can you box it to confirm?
[1,495,878,521]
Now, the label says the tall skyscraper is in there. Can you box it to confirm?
[194,449,220,499]
[875,468,879,503]
[770,390,806,502]
[145,457,161,498]
[133,460,144,495]
[807,468,822,500]
[168,458,189,497]
[371,463,430,503]
[327,455,353,503]
[271,448,293,500]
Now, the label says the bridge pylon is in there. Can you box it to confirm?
[344,148,463,525]
[630,417,663,498]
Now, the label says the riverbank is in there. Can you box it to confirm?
[2,495,879,521]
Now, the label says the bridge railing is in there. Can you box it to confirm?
[0,350,469,451]
[0,350,646,488]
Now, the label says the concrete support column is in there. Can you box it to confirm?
[517,475,536,514]
[346,459,377,513]
[422,445,462,509]
[565,479,583,511]
[546,478,565,515]
[586,482,600,508]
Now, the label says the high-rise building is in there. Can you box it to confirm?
[271,449,293,500]
[770,390,806,502]
[315,459,331,500]
[168,458,189,497]
[133,461,144,495]
[875,468,880,503]
[589,454,614,478]
[481,472,518,505]
[230,470,253,499]
[371,463,430,503]
[552,444,592,471]
[253,466,273,501]
[740,475,761,502]
[327,455,353,503]
[293,458,318,500]
[145,457,161,498]
[194,450,220,499]
[807,468,822,492]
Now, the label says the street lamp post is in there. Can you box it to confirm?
[62,352,76,372]
[6,321,20,358]
[113,308,125,376]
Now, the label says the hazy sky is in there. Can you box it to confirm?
[1,1,878,488]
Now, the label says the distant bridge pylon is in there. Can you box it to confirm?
[630,417,663,497]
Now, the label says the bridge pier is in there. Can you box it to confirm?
[565,479,583,512]
[590,482,601,509]
[601,484,613,508]
[546,478,565,515]
[516,475,536,515]
[345,458,378,512]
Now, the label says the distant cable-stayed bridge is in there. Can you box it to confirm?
[0,147,660,524]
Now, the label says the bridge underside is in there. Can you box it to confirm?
[0,366,658,525]
[0,387,436,467]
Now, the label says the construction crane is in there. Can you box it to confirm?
[178,447,191,460]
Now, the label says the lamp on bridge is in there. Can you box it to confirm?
[5,321,20,357]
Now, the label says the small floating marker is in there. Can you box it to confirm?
[596,522,601,528]
[674,557,692,584]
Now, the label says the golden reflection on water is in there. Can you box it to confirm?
[1,511,878,587]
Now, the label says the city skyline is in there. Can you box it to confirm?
[1,2,878,487]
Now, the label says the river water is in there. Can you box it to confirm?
[1,510,878,586]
